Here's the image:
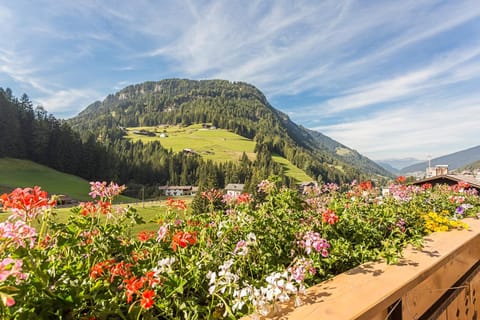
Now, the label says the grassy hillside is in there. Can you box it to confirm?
[458,159,480,172]
[0,158,134,202]
[69,79,390,186]
[125,125,312,182]
[125,124,256,162]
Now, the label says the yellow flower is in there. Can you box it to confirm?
[422,211,468,233]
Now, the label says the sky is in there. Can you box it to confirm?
[1,0,480,161]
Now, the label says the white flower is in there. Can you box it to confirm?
[153,256,176,275]
[286,281,297,293]
[232,299,245,312]
[208,284,216,295]
[219,259,234,273]
[294,295,303,307]
[206,271,216,285]
[278,292,290,303]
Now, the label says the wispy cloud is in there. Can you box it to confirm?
[36,88,101,115]
[314,95,480,159]
[1,0,479,159]
[0,49,50,92]
[316,44,480,114]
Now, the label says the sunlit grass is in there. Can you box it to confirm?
[125,125,312,182]
[0,158,135,203]
[0,197,193,235]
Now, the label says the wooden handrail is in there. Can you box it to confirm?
[244,218,480,319]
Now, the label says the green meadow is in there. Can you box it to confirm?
[125,124,256,162]
[0,198,190,235]
[125,125,312,182]
[0,158,134,203]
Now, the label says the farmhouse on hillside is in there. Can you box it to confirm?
[158,186,198,196]
[297,181,319,193]
[225,184,244,197]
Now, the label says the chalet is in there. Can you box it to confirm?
[412,174,480,193]
[183,148,198,155]
[225,184,244,197]
[56,195,78,206]
[132,129,156,137]
[158,186,198,196]
[298,181,319,193]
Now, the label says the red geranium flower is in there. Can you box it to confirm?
[140,289,155,309]
[396,176,406,184]
[171,231,197,251]
[358,181,372,191]
[236,193,252,204]
[137,231,155,242]
[421,183,432,190]
[124,276,145,303]
[0,186,55,220]
[322,209,339,225]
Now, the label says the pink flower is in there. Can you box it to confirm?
[0,292,15,307]
[222,194,236,206]
[0,221,37,248]
[234,240,248,256]
[1,186,55,221]
[0,258,27,283]
[257,180,274,193]
[298,231,330,256]
[88,181,126,200]
[288,258,316,283]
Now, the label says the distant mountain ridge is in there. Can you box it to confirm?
[376,157,421,170]
[376,162,400,175]
[68,79,391,183]
[400,145,480,174]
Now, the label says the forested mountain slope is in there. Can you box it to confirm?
[68,79,391,184]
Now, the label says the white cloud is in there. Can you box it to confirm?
[1,0,480,159]
[36,88,100,115]
[308,43,480,114]
[0,49,50,93]
[313,96,480,159]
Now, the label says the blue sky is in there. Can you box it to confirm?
[1,0,480,161]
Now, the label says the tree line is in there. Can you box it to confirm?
[68,79,377,185]
[0,87,292,199]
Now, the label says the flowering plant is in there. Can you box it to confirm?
[1,178,479,319]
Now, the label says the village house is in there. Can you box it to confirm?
[412,165,480,193]
[224,184,244,197]
[158,186,198,196]
[297,181,319,193]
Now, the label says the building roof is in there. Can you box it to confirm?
[411,174,480,192]
[225,184,244,191]
[158,186,194,191]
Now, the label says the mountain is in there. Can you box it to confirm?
[375,157,421,170]
[68,79,391,186]
[400,145,480,174]
[457,159,480,172]
[376,162,400,175]
[303,129,391,178]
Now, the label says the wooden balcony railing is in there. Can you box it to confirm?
[244,218,480,319]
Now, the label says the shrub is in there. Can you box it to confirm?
[1,179,479,319]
